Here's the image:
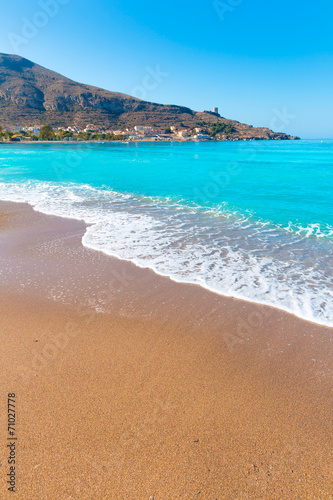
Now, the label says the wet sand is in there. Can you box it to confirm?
[0,200,333,499]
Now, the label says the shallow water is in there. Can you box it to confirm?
[0,139,332,326]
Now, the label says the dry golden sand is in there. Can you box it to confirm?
[0,201,333,500]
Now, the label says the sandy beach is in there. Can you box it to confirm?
[0,200,333,499]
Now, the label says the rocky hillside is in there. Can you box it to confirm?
[0,53,298,139]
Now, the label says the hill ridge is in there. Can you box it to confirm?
[0,53,298,140]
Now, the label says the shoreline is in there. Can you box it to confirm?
[0,137,300,145]
[81,239,333,331]
[1,195,332,330]
[1,200,333,498]
[81,233,333,330]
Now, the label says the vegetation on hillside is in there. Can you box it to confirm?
[209,122,235,137]
[39,125,55,140]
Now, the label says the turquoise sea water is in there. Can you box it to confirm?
[0,139,332,326]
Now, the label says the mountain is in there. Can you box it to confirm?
[0,54,298,139]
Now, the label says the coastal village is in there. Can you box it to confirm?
[0,121,299,142]
[0,108,240,142]
[0,106,299,143]
[0,124,213,142]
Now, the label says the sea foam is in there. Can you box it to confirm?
[0,179,332,328]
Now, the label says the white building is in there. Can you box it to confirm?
[134,126,153,132]
[84,124,99,132]
[27,126,41,135]
[66,126,81,132]
[177,130,190,138]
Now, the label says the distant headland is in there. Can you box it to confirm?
[0,53,300,142]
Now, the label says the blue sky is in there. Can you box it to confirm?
[0,0,332,138]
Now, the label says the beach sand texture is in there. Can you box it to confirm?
[0,201,333,499]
